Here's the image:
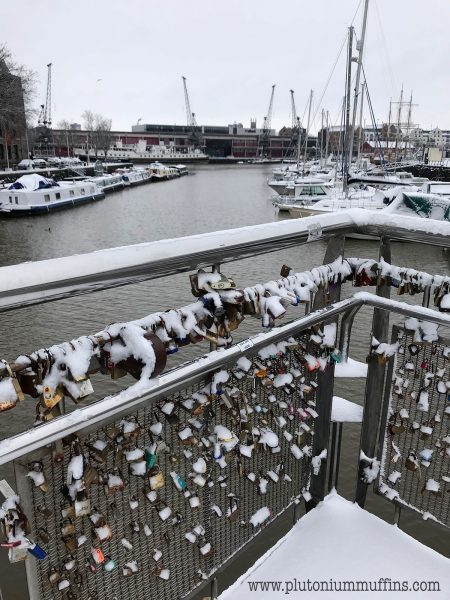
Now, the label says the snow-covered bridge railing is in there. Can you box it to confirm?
[1,294,449,600]
[0,210,448,312]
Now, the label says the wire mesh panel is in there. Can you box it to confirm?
[15,330,327,600]
[378,325,450,528]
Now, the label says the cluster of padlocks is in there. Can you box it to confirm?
[0,324,348,599]
[378,323,450,525]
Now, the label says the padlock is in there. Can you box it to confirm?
[74,493,91,518]
[61,519,76,538]
[66,373,94,403]
[104,556,116,572]
[149,466,165,491]
[42,385,65,409]
[1,361,25,403]
[48,567,62,585]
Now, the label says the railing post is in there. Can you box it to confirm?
[355,235,391,507]
[308,235,345,508]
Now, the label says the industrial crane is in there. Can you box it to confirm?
[38,63,52,127]
[182,76,202,149]
[257,84,275,158]
[283,89,302,160]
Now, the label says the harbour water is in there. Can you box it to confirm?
[0,164,448,598]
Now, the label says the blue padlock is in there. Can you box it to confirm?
[27,541,47,560]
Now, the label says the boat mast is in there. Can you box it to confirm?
[357,82,365,168]
[348,0,369,167]
[324,110,330,162]
[387,99,392,158]
[394,85,403,163]
[320,109,325,165]
[404,91,413,160]
[302,89,313,177]
[343,26,354,194]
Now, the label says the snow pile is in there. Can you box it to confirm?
[331,396,363,423]
[218,492,450,600]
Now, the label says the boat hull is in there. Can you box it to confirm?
[0,192,105,217]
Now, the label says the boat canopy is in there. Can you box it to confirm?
[386,192,450,221]
[8,174,59,191]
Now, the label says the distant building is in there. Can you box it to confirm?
[70,123,81,131]
[0,58,27,168]
[51,121,302,159]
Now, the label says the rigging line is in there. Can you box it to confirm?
[310,0,363,126]
[373,0,397,93]
[362,64,386,171]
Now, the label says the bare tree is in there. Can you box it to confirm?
[95,116,112,161]
[56,119,76,157]
[82,109,96,160]
[0,44,37,167]
[82,110,112,161]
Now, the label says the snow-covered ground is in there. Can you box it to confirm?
[219,492,450,599]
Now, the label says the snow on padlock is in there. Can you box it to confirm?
[159,568,170,580]
[258,429,279,449]
[178,427,193,441]
[267,470,279,483]
[199,542,212,556]
[192,457,207,474]
[161,402,174,415]
[214,425,233,442]
[123,560,138,576]
[239,444,254,458]
[130,461,146,476]
[189,495,200,508]
[153,549,162,562]
[193,524,205,536]
[250,507,271,528]
[158,506,172,521]
[121,538,133,551]
[150,422,163,436]
[211,505,222,517]
[290,444,304,460]
[388,471,401,484]
[190,473,205,487]
[125,448,144,462]
[259,478,269,494]
[425,479,440,494]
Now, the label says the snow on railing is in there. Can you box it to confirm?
[0,210,448,312]
[1,257,450,420]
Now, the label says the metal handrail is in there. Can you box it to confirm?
[1,292,449,467]
[0,211,448,312]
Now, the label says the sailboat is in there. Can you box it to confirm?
[280,0,407,218]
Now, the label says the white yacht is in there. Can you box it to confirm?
[0,174,104,217]
[272,180,339,211]
[74,139,208,164]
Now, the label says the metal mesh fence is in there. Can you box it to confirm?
[16,331,319,600]
[378,325,450,528]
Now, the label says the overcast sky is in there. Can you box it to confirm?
[1,0,449,133]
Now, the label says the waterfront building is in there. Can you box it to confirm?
[0,59,27,168]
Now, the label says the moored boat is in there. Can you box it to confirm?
[0,174,104,217]
[86,173,125,193]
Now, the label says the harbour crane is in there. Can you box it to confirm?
[182,76,202,149]
[290,89,298,130]
[283,89,302,160]
[257,84,276,158]
[38,63,52,127]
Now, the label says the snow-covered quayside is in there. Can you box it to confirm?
[0,164,449,599]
